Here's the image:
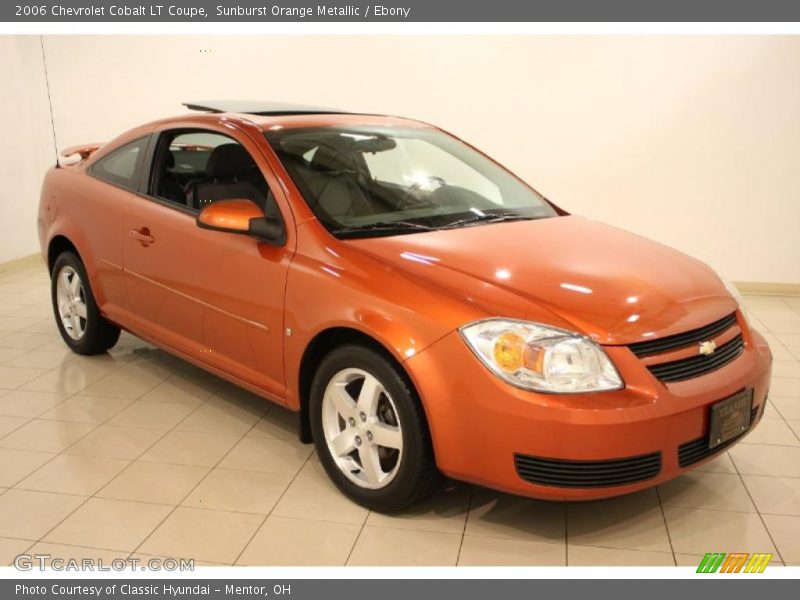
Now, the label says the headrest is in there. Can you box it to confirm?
[206,144,254,179]
[311,146,357,173]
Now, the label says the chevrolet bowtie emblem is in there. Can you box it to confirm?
[699,340,717,356]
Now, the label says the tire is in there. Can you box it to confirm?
[310,344,440,512]
[51,251,120,355]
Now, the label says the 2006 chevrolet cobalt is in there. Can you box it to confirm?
[38,101,771,511]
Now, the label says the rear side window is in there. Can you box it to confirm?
[90,137,148,190]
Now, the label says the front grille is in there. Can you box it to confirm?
[514,451,662,488]
[678,405,760,467]
[628,313,738,358]
[646,334,744,383]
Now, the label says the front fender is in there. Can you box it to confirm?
[281,224,484,408]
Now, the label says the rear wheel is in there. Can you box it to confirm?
[310,344,440,512]
[51,251,120,355]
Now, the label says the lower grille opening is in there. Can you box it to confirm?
[678,405,760,468]
[514,451,662,488]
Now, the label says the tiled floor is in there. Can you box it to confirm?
[1,260,799,567]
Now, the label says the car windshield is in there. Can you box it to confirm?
[264,125,558,238]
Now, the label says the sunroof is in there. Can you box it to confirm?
[183,100,348,116]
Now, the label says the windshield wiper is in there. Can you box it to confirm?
[440,212,539,229]
[333,221,435,239]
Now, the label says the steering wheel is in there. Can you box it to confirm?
[397,176,447,210]
[397,181,425,209]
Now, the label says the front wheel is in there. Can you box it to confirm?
[309,344,440,512]
[51,251,120,355]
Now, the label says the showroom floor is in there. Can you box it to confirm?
[0,261,799,568]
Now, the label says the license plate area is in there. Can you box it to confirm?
[708,389,753,449]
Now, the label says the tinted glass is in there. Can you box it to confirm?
[150,129,280,220]
[265,126,557,238]
[90,137,148,190]
[168,131,232,176]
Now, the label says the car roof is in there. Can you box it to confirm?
[183,100,348,116]
[181,100,428,130]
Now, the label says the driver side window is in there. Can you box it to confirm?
[150,130,279,218]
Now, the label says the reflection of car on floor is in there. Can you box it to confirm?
[38,100,772,511]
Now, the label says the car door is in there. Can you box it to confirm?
[121,125,294,401]
[77,136,150,319]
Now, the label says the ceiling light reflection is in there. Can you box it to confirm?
[320,266,341,278]
[560,283,593,294]
[400,251,440,265]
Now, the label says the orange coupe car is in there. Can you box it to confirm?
[38,101,772,511]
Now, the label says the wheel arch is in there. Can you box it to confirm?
[47,235,81,274]
[296,326,429,445]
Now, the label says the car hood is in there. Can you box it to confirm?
[344,215,737,345]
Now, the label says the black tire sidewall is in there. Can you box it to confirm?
[309,345,434,511]
[50,251,105,354]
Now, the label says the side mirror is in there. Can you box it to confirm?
[196,199,285,246]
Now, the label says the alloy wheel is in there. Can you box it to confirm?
[55,265,88,340]
[321,368,403,489]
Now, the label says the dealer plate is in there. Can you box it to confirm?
[708,388,753,449]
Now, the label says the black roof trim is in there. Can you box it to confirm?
[183,100,348,116]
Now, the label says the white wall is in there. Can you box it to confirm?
[0,36,57,263]
[7,36,800,283]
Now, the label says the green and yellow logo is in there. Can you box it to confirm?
[697,552,773,573]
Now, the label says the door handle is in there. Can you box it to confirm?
[130,227,155,246]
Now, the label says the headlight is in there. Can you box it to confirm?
[459,319,623,393]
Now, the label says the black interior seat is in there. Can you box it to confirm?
[186,144,267,211]
[308,146,374,221]
[157,153,187,205]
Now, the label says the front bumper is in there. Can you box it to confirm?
[404,324,772,501]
